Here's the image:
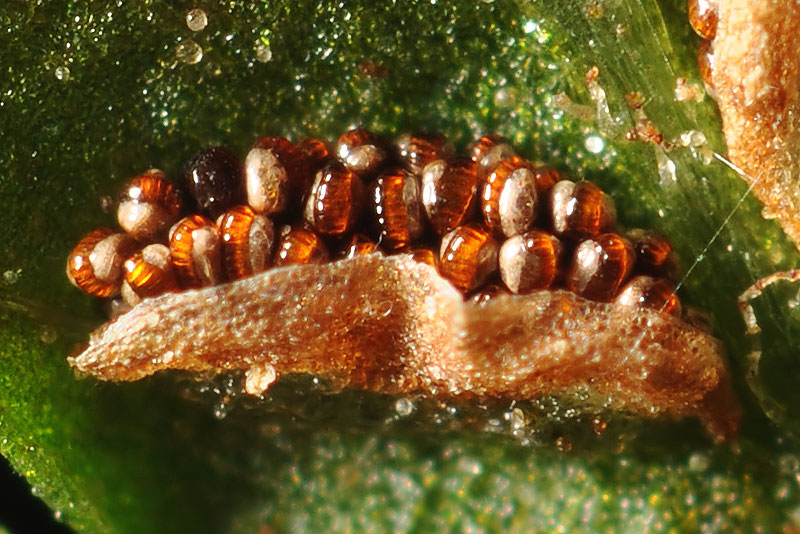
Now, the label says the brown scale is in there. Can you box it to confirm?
[481,155,538,238]
[169,214,224,288]
[697,39,715,90]
[123,244,179,304]
[688,0,718,40]
[567,232,635,302]
[305,163,365,236]
[339,234,379,259]
[117,169,183,240]
[370,168,424,250]
[470,134,515,178]
[615,275,682,316]
[627,229,680,281]
[246,136,309,216]
[421,157,480,235]
[438,224,499,293]
[218,205,275,280]
[498,230,563,294]
[274,225,329,266]
[395,133,453,175]
[550,180,616,240]
[66,228,138,297]
[335,127,388,176]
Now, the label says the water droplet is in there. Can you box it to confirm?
[554,435,572,452]
[591,416,607,435]
[584,134,604,154]
[176,40,203,65]
[3,269,20,285]
[39,326,57,345]
[185,9,208,32]
[255,43,273,63]
[688,452,710,472]
[212,400,229,419]
[54,66,70,81]
[394,398,414,417]
[779,453,800,475]
[505,407,526,430]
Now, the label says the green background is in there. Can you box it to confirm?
[2,0,800,532]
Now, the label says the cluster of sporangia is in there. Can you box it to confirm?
[67,127,683,316]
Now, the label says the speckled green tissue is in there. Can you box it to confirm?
[2,0,800,532]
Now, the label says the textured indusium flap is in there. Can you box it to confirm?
[712,1,800,249]
[70,253,737,441]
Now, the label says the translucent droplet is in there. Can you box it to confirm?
[584,134,604,154]
[185,9,208,32]
[554,435,572,452]
[212,401,229,420]
[688,452,710,472]
[176,40,203,65]
[54,66,70,81]
[591,416,607,435]
[39,326,57,345]
[394,398,414,416]
[3,270,19,285]
[255,43,272,63]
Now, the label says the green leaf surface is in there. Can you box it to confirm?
[2,0,800,532]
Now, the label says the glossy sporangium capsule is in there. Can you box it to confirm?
[336,127,388,176]
[274,225,329,266]
[438,224,499,293]
[688,0,718,40]
[183,146,244,218]
[697,38,715,91]
[482,155,538,238]
[498,230,562,294]
[371,168,424,250]
[550,180,616,240]
[339,233,378,259]
[406,247,438,269]
[470,134,515,178]
[168,214,224,288]
[615,275,682,316]
[395,132,453,176]
[468,283,508,306]
[567,232,634,302]
[122,243,179,306]
[218,205,275,280]
[245,137,308,216]
[627,229,680,281]
[421,157,480,235]
[117,169,183,240]
[297,138,332,172]
[531,166,563,197]
[304,163,365,236]
[66,228,138,297]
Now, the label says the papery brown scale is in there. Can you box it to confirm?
[69,254,738,441]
